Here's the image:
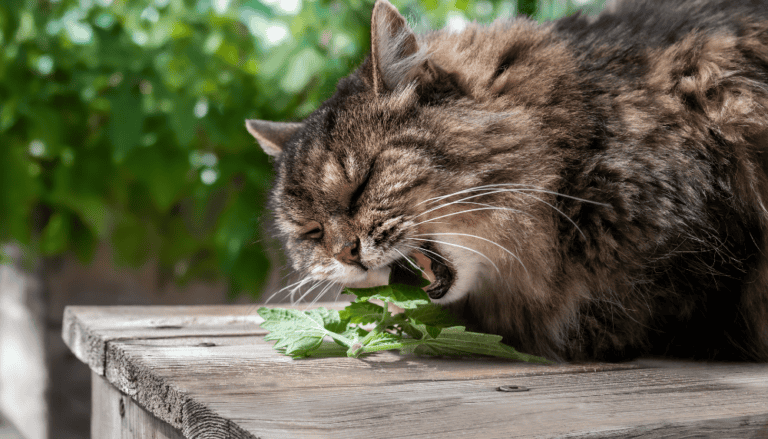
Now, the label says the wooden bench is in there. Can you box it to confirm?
[62,304,768,438]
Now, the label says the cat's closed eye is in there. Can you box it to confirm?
[348,168,374,213]
[299,221,323,240]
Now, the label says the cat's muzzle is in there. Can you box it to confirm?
[389,243,455,300]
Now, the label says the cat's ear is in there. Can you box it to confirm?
[369,0,427,94]
[245,119,303,157]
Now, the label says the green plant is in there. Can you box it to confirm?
[258,279,552,362]
[0,0,604,298]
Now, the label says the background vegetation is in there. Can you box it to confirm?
[0,0,605,299]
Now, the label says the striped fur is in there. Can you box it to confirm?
[248,0,768,361]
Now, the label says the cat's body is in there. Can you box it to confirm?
[247,0,768,361]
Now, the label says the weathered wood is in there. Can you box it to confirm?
[104,335,638,393]
[92,371,185,439]
[64,305,768,438]
[565,414,768,438]
[106,338,768,439]
[63,305,272,375]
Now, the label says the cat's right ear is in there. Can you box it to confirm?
[245,119,303,158]
[369,0,426,95]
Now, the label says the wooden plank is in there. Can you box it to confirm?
[105,336,768,438]
[64,306,768,438]
[104,335,638,392]
[102,337,635,437]
[103,335,768,439]
[62,305,273,375]
[565,415,768,438]
[91,371,185,439]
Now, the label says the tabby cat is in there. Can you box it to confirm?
[246,0,768,362]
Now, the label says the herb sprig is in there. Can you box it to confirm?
[257,279,551,363]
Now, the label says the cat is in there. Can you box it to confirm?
[246,0,768,362]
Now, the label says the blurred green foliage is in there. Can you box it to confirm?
[0,0,604,298]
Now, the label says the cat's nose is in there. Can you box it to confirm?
[334,238,365,269]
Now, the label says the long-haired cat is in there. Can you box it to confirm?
[246,0,768,362]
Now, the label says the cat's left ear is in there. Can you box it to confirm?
[245,119,303,157]
[369,0,428,95]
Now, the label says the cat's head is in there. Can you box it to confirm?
[246,0,568,303]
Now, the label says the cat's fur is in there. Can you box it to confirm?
[246,0,768,362]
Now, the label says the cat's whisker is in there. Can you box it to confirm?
[276,270,296,285]
[513,192,588,240]
[413,232,528,275]
[389,256,410,273]
[306,282,329,308]
[417,183,536,207]
[489,185,611,207]
[289,277,320,305]
[264,275,312,304]
[418,184,609,221]
[451,187,588,240]
[409,205,532,229]
[405,237,503,278]
[263,271,309,305]
[456,186,610,212]
[332,283,346,303]
[393,248,429,279]
[296,279,330,306]
[401,244,452,264]
[307,280,338,308]
[413,188,531,219]
[288,276,317,304]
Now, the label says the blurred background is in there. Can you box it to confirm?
[0,0,606,437]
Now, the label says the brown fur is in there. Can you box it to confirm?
[247,0,768,361]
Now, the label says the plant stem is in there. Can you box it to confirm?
[347,301,392,357]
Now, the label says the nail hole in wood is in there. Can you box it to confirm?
[497,385,529,392]
[197,342,216,347]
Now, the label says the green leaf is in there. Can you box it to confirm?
[261,284,552,363]
[279,47,323,93]
[307,307,349,334]
[111,214,156,267]
[108,83,144,163]
[167,95,197,146]
[257,307,352,358]
[124,146,188,211]
[359,331,401,349]
[40,212,70,255]
[338,301,385,324]
[70,220,97,263]
[0,97,19,132]
[27,107,63,157]
[401,325,552,363]
[345,283,430,309]
[339,326,369,345]
[425,325,443,339]
[0,141,34,243]
[51,194,110,238]
[303,341,350,358]
[404,304,462,328]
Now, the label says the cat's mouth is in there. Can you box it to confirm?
[389,243,455,300]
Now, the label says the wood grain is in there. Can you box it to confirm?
[92,371,185,439]
[106,337,768,439]
[64,305,768,439]
[63,305,270,375]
